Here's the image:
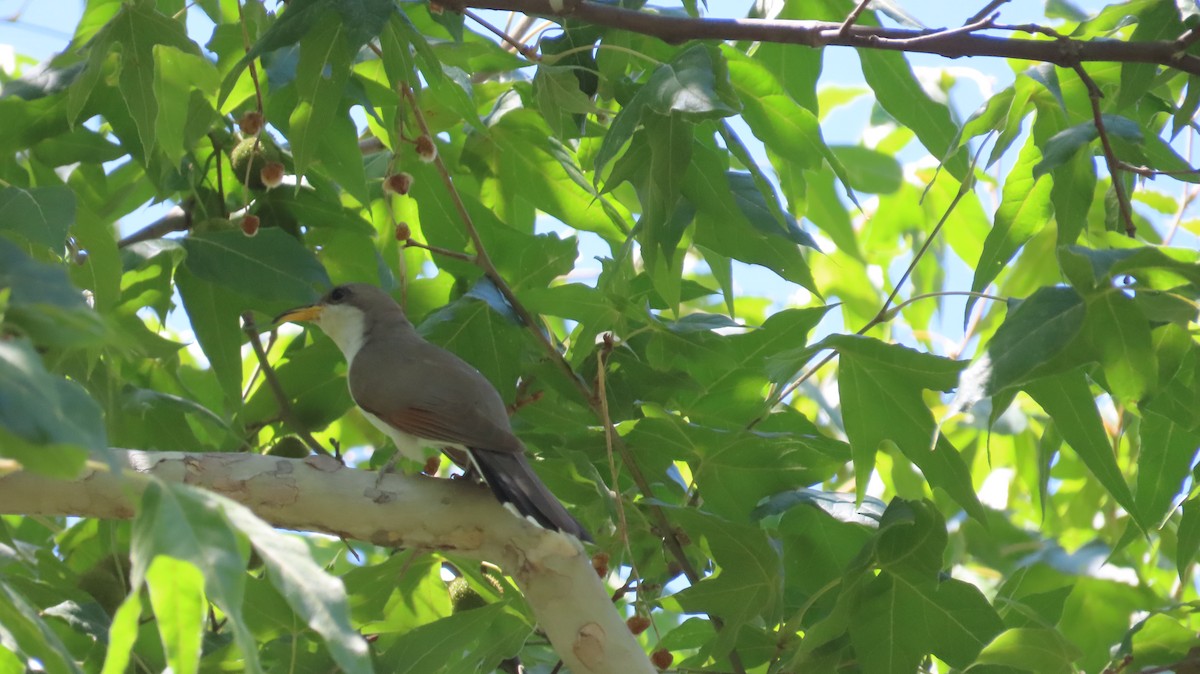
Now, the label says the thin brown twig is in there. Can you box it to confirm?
[595,334,645,614]
[1164,134,1198,246]
[1072,63,1137,237]
[753,142,985,426]
[836,0,873,38]
[463,8,539,60]
[1176,26,1200,51]
[1115,161,1200,178]
[964,0,1010,25]
[399,79,744,674]
[241,312,332,458]
[404,238,476,262]
[235,0,264,114]
[886,12,998,47]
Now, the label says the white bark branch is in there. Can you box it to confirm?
[0,450,652,674]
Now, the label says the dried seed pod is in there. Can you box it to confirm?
[415,135,438,163]
[240,215,260,237]
[238,110,264,136]
[260,161,285,189]
[384,172,414,196]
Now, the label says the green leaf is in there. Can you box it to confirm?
[32,127,123,167]
[848,573,925,674]
[1033,115,1143,178]
[107,4,199,162]
[752,39,820,113]
[1118,1,1183,110]
[1177,495,1200,580]
[145,557,205,674]
[485,110,630,243]
[974,627,1082,674]
[1172,75,1200,138]
[595,43,739,178]
[725,49,830,173]
[829,145,903,194]
[0,186,75,250]
[859,50,968,180]
[631,417,848,519]
[182,229,329,307]
[1059,244,1200,289]
[219,0,383,107]
[0,237,109,349]
[822,335,985,521]
[955,286,1086,410]
[0,581,84,674]
[728,172,818,249]
[1025,369,1142,529]
[100,590,142,674]
[378,602,531,674]
[153,45,219,164]
[686,143,817,293]
[669,509,781,658]
[1128,613,1199,669]
[418,279,529,404]
[1050,139,1097,245]
[1136,411,1200,528]
[0,426,89,480]
[289,14,354,176]
[0,338,106,460]
[638,112,693,268]
[1087,289,1156,403]
[533,64,595,139]
[133,482,261,674]
[219,493,372,674]
[969,133,1054,315]
[174,267,244,405]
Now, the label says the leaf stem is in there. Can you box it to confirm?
[240,312,331,458]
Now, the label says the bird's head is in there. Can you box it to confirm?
[274,283,404,360]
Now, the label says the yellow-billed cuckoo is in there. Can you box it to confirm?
[275,283,591,541]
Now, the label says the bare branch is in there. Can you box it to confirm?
[117,205,191,248]
[0,450,655,674]
[438,0,1200,76]
[836,0,873,38]
[965,0,1010,26]
[1072,63,1138,236]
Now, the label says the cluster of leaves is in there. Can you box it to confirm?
[2,0,1200,672]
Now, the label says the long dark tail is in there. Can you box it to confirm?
[468,448,592,542]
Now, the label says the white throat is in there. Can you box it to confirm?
[316,304,367,362]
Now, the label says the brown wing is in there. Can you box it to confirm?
[358,403,512,450]
[349,332,522,453]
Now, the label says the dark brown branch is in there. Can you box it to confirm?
[965,0,1010,26]
[836,0,872,38]
[464,8,539,60]
[439,0,1200,77]
[1072,64,1137,237]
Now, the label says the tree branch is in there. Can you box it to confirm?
[117,205,191,248]
[0,450,654,674]
[439,0,1200,76]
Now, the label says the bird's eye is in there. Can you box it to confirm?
[329,287,348,303]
